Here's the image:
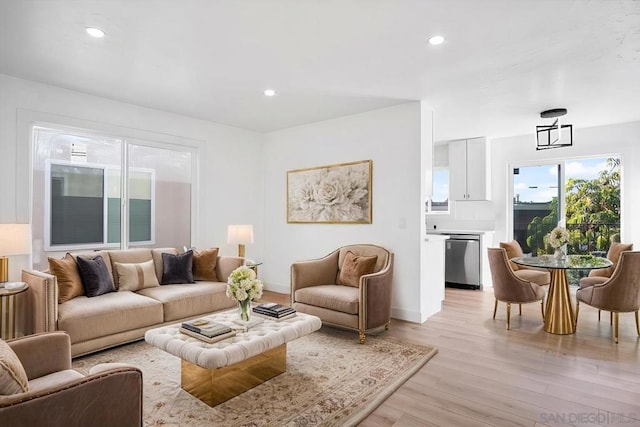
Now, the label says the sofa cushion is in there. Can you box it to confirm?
[0,339,29,395]
[108,249,153,287]
[193,248,220,281]
[58,292,163,344]
[336,251,377,287]
[114,260,160,291]
[76,255,115,297]
[294,285,359,315]
[161,251,194,285]
[136,282,234,321]
[49,253,84,304]
[500,241,524,271]
[151,248,178,283]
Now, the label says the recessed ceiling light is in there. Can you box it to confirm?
[428,35,445,45]
[86,27,105,38]
[264,89,276,97]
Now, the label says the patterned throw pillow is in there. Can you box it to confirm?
[114,260,160,291]
[192,248,219,281]
[0,339,29,395]
[336,251,378,287]
[48,253,84,304]
[76,255,115,297]
[161,250,194,285]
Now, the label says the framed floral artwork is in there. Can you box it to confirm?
[287,160,372,223]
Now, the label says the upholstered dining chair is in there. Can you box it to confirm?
[578,242,633,323]
[575,251,640,343]
[499,241,550,286]
[291,244,393,343]
[487,248,546,330]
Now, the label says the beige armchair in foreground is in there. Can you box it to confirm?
[291,244,393,344]
[488,248,546,330]
[0,332,142,427]
[576,251,640,343]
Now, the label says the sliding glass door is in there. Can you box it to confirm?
[512,157,620,256]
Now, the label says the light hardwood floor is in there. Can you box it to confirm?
[264,288,640,427]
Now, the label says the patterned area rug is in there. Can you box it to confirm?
[73,327,437,427]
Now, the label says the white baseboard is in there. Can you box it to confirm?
[391,307,423,323]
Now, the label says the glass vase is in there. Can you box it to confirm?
[238,299,252,322]
[554,248,564,259]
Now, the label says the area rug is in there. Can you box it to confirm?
[73,327,437,427]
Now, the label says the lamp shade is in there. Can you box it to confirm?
[227,225,254,245]
[0,224,32,255]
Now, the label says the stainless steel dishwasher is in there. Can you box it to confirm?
[445,234,481,289]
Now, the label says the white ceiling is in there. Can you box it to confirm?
[1,1,639,141]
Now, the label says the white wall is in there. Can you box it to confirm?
[490,120,640,246]
[0,74,265,280]
[261,103,428,322]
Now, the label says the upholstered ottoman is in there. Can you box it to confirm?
[144,310,321,406]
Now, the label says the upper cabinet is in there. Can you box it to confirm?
[448,137,489,201]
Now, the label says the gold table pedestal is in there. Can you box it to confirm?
[181,344,287,407]
[544,269,575,334]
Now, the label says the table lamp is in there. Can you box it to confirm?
[0,223,32,283]
[227,225,253,258]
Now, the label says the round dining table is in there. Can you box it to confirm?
[512,255,612,334]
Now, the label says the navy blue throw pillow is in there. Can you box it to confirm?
[76,255,115,297]
[161,250,194,285]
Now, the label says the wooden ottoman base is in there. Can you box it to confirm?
[181,344,287,406]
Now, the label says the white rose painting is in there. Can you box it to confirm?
[287,160,372,223]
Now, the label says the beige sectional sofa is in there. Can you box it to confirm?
[21,248,241,357]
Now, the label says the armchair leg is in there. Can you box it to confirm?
[385,321,391,331]
[519,304,522,316]
[610,311,613,325]
[506,303,511,330]
[575,301,579,328]
[358,330,366,344]
[541,300,545,321]
[635,311,639,337]
[493,299,498,319]
[598,310,601,322]
[613,312,619,344]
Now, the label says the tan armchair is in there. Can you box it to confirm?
[0,332,142,426]
[291,244,393,343]
[488,248,546,330]
[499,241,550,286]
[576,251,640,343]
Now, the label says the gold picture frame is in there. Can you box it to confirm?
[287,160,372,224]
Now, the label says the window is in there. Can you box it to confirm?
[33,125,194,266]
[430,168,449,212]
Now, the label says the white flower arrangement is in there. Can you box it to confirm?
[226,266,263,303]
[548,226,570,249]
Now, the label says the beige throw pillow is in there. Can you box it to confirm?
[0,339,29,395]
[114,260,160,291]
[49,253,84,304]
[193,248,219,281]
[336,251,378,287]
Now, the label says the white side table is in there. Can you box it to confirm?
[0,282,29,340]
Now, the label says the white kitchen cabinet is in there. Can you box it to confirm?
[448,137,488,201]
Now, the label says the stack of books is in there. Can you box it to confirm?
[180,318,235,343]
[253,303,296,320]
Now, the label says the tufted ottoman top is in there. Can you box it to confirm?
[145,310,322,369]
